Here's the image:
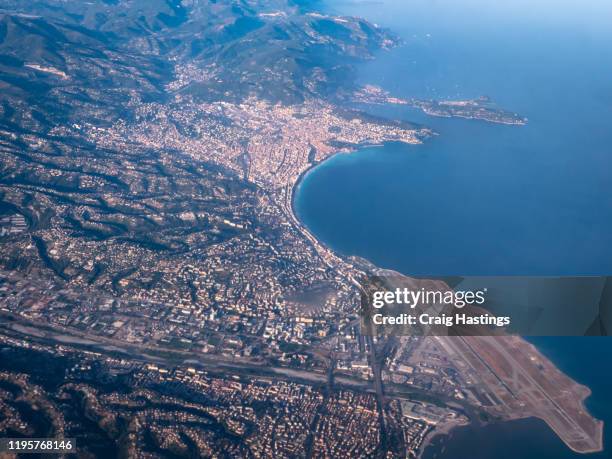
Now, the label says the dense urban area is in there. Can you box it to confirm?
[0,0,602,457]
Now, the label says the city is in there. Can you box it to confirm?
[0,0,606,457]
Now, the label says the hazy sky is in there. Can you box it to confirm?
[330,0,612,37]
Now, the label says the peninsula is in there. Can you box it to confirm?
[354,85,528,125]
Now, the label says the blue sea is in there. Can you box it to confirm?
[296,0,612,457]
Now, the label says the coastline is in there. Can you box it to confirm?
[283,139,424,273]
[287,142,604,456]
[281,6,605,455]
[283,152,343,270]
[284,144,472,458]
[418,418,470,459]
